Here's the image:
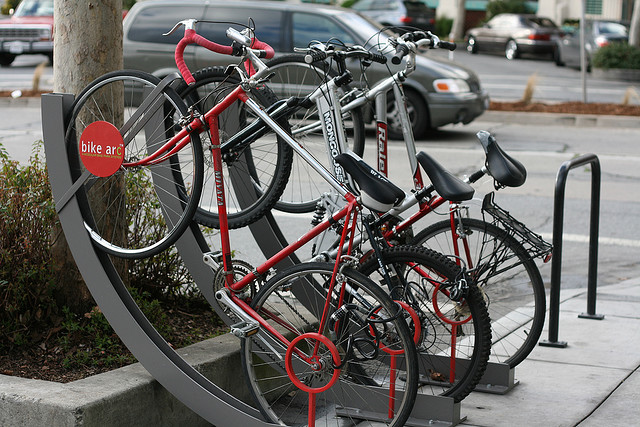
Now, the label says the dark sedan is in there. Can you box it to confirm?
[554,20,628,70]
[466,13,562,60]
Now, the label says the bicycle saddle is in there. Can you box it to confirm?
[335,152,405,213]
[476,130,527,188]
[416,152,474,202]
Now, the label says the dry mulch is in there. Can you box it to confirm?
[490,100,640,116]
[0,302,226,384]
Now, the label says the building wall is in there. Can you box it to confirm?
[438,0,630,28]
[539,0,626,24]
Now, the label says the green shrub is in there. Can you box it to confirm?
[0,143,60,348]
[0,141,214,355]
[486,0,532,20]
[592,43,640,70]
[123,0,137,10]
[435,16,454,39]
[341,0,359,8]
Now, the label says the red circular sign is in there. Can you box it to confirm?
[79,121,124,177]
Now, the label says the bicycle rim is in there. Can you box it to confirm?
[175,67,293,229]
[265,55,366,213]
[241,262,418,426]
[66,70,203,259]
[413,218,546,368]
[358,245,491,402]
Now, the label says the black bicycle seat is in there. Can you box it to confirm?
[335,152,405,213]
[476,130,527,187]
[416,152,474,201]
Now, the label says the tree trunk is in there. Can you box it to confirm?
[629,0,640,47]
[449,0,467,42]
[52,0,123,312]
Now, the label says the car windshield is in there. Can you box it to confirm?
[14,0,53,17]
[596,21,628,36]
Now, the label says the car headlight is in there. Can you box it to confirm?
[433,78,471,93]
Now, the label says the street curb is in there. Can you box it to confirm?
[0,334,250,426]
[480,110,640,128]
[0,96,42,108]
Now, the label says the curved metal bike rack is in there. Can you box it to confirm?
[43,93,273,426]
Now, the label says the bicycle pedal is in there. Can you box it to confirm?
[230,320,259,338]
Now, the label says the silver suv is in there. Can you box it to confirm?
[123,0,488,138]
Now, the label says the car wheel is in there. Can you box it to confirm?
[387,89,430,140]
[467,36,478,54]
[505,40,519,60]
[553,47,564,66]
[0,54,16,67]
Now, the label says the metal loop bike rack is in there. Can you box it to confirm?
[540,153,604,349]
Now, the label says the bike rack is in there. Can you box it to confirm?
[42,93,272,426]
[43,92,467,426]
[540,154,603,349]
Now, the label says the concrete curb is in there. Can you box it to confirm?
[0,334,249,426]
[0,96,42,108]
[480,110,640,128]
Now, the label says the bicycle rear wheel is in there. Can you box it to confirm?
[412,218,546,368]
[265,54,366,213]
[65,70,203,259]
[358,245,492,402]
[241,262,419,426]
[175,67,293,229]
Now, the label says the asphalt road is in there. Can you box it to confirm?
[430,48,640,104]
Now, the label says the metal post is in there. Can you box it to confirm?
[540,154,603,349]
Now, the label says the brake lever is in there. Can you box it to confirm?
[163,19,198,36]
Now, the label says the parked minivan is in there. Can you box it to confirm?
[123,0,488,138]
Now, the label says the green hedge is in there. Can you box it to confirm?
[592,43,640,70]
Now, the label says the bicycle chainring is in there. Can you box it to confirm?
[212,259,258,297]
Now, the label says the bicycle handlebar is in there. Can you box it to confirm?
[169,20,274,85]
[390,30,457,64]
[304,46,387,65]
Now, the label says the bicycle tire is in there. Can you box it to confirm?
[358,245,492,402]
[65,70,203,259]
[174,67,294,229]
[241,262,419,426]
[412,218,546,368]
[265,54,366,213]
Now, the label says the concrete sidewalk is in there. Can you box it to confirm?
[461,276,640,427]
[2,277,639,426]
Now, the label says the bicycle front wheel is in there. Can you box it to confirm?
[412,218,546,368]
[358,245,492,402]
[175,67,293,229]
[265,54,366,213]
[241,262,418,426]
[65,70,203,259]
